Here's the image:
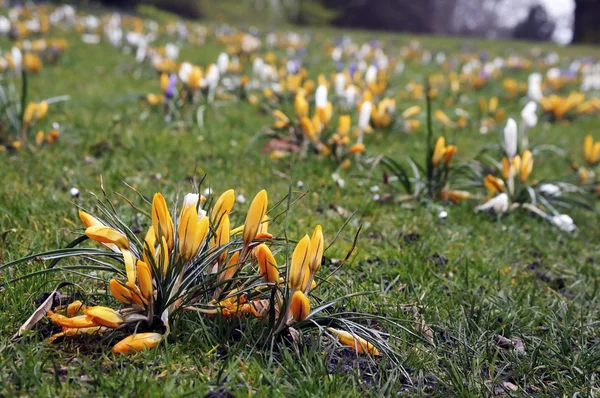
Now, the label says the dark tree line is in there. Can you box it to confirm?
[573,0,600,44]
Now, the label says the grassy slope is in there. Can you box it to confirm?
[0,18,600,397]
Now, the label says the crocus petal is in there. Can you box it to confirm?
[113,332,162,354]
[242,190,268,247]
[256,244,279,283]
[289,235,311,290]
[83,306,123,328]
[290,291,310,322]
[327,328,381,356]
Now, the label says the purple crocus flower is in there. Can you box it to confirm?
[165,73,177,99]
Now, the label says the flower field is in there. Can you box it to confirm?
[1,4,600,396]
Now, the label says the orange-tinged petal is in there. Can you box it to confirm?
[290,291,310,322]
[432,137,446,167]
[483,175,505,194]
[152,193,174,251]
[213,213,230,266]
[121,249,136,284]
[48,326,107,344]
[79,210,102,228]
[242,190,268,247]
[136,260,153,300]
[211,189,235,225]
[349,143,365,154]
[109,278,133,305]
[48,312,97,329]
[289,235,311,290]
[308,225,324,274]
[327,328,381,356]
[443,145,457,166]
[520,150,533,183]
[66,300,84,317]
[84,306,123,328]
[584,135,593,164]
[256,244,279,283]
[113,332,162,354]
[222,250,240,281]
[85,225,129,250]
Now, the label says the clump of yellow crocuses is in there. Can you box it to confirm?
[9,185,384,357]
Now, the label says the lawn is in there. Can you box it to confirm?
[1,5,600,397]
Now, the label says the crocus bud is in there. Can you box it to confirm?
[217,52,229,74]
[503,118,518,159]
[358,101,372,131]
[256,244,278,283]
[290,291,310,322]
[521,101,538,128]
[334,72,346,96]
[211,189,235,225]
[289,235,311,290]
[242,190,268,247]
[315,84,328,109]
[152,193,174,251]
[520,150,533,182]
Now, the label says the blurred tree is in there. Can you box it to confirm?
[572,0,600,43]
[513,4,555,41]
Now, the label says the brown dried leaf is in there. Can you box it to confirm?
[12,282,72,340]
[262,138,301,154]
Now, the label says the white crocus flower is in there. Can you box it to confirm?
[331,47,342,62]
[504,118,518,159]
[0,16,11,34]
[527,73,543,102]
[315,85,328,109]
[217,52,229,74]
[521,101,538,129]
[358,101,372,143]
[344,85,357,107]
[178,62,193,84]
[182,193,207,220]
[165,43,179,60]
[334,72,346,96]
[475,193,509,214]
[365,65,377,84]
[551,214,576,232]
[206,64,220,102]
[540,183,560,197]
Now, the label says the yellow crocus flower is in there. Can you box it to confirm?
[431,137,446,167]
[152,193,174,251]
[349,143,365,154]
[178,205,209,262]
[113,332,162,354]
[136,260,153,300]
[337,115,351,136]
[211,189,235,225]
[256,243,279,284]
[85,225,129,250]
[290,291,310,322]
[289,235,311,290]
[273,110,290,129]
[242,190,268,247]
[402,105,421,119]
[520,150,533,182]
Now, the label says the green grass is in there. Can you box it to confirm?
[1,11,600,397]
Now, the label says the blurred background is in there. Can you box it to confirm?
[73,0,598,45]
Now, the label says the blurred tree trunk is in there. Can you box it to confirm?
[572,0,600,44]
